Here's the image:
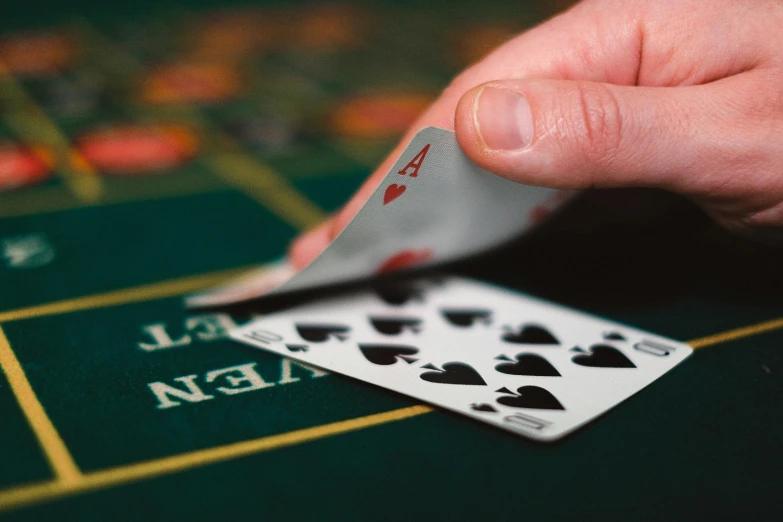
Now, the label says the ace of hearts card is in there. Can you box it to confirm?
[188,128,571,308]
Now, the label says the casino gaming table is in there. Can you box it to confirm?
[0,1,780,520]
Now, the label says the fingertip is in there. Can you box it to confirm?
[288,220,333,271]
[454,84,486,160]
[331,195,363,235]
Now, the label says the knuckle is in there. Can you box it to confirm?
[564,82,625,168]
[736,71,783,120]
[735,204,783,237]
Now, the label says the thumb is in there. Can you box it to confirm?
[289,1,656,270]
[455,78,730,194]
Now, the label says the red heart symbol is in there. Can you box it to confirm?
[383,184,406,205]
[530,205,552,224]
[376,249,433,274]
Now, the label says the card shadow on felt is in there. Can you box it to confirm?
[455,188,783,318]
[214,188,783,333]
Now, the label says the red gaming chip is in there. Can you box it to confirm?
[290,3,366,49]
[76,124,198,175]
[0,33,75,76]
[142,64,242,104]
[0,144,53,192]
[331,94,432,140]
[188,10,282,61]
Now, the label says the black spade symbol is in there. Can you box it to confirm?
[603,331,627,341]
[440,309,492,327]
[295,324,350,343]
[495,353,560,377]
[420,362,487,386]
[496,386,565,410]
[470,403,498,413]
[572,344,636,368]
[374,284,424,306]
[359,344,419,365]
[285,344,308,353]
[501,325,559,345]
[369,317,422,335]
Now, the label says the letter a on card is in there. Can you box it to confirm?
[398,144,430,177]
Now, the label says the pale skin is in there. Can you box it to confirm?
[290,0,783,269]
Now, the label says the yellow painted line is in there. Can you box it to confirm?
[67,150,104,202]
[0,327,82,485]
[689,316,783,349]
[0,314,782,512]
[0,405,432,512]
[0,179,224,219]
[205,153,327,231]
[0,265,258,323]
[0,63,104,202]
[0,481,62,513]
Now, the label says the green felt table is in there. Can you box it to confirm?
[0,1,781,520]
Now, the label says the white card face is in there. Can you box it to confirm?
[188,128,571,307]
[230,277,692,441]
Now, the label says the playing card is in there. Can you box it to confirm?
[230,277,692,441]
[187,128,571,307]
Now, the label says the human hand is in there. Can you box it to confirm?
[291,0,783,269]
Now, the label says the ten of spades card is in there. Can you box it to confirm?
[231,277,692,442]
